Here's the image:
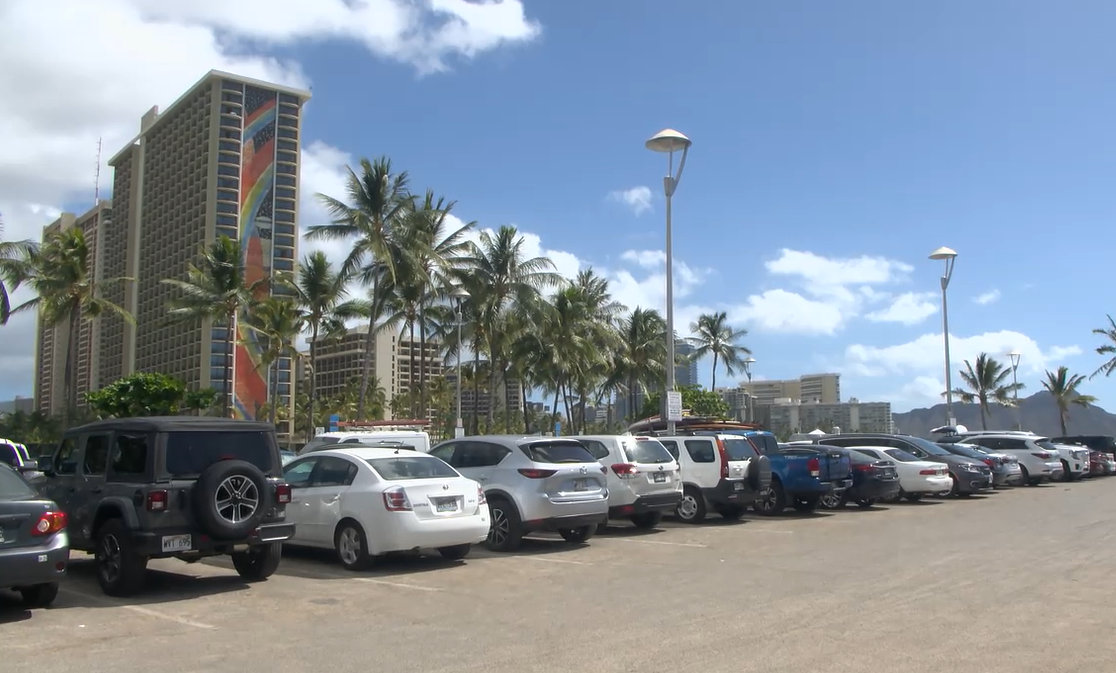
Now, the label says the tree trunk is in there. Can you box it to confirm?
[522,382,530,434]
[1060,409,1068,436]
[486,349,499,432]
[408,316,417,418]
[551,383,561,434]
[979,402,988,430]
[419,307,428,423]
[64,299,81,414]
[711,353,718,391]
[357,276,379,420]
[269,359,279,426]
[562,381,573,430]
[224,308,236,418]
[308,323,319,438]
[471,349,481,434]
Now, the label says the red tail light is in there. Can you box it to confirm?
[807,457,820,477]
[918,468,940,475]
[275,483,292,504]
[983,459,994,467]
[1032,452,1052,460]
[716,439,730,478]
[477,484,487,506]
[146,489,168,512]
[382,486,412,511]
[852,463,872,472]
[31,511,67,536]
[610,463,641,479]
[517,468,557,479]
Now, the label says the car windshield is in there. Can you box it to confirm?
[300,436,341,454]
[882,448,920,463]
[0,465,35,499]
[943,444,987,459]
[722,438,758,460]
[366,456,458,480]
[165,431,274,476]
[1036,440,1058,451]
[519,441,598,464]
[904,436,952,456]
[624,439,674,464]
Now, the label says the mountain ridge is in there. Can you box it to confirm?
[892,391,1116,438]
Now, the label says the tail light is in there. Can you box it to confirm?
[382,486,412,511]
[852,463,872,472]
[610,463,641,479]
[807,457,820,477]
[31,511,67,536]
[918,468,941,475]
[983,459,994,467]
[517,468,557,479]
[715,439,730,479]
[477,484,487,506]
[146,489,168,512]
[275,483,292,504]
[1032,452,1052,460]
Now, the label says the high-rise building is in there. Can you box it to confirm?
[760,398,893,435]
[674,341,699,388]
[33,200,112,414]
[734,373,841,406]
[92,70,311,420]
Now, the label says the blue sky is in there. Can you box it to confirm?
[2,0,1114,412]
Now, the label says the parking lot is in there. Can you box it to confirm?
[3,479,1115,673]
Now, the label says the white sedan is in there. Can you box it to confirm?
[847,446,952,501]
[282,447,490,570]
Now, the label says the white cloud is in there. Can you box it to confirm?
[865,292,938,325]
[973,289,1001,305]
[608,186,653,216]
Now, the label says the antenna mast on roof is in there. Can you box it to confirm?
[94,137,102,205]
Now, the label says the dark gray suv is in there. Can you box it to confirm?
[815,433,994,496]
[33,417,295,596]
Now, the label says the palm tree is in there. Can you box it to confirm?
[294,251,353,433]
[607,308,668,422]
[1041,366,1097,436]
[951,352,1025,430]
[17,227,132,412]
[163,235,269,417]
[1090,314,1116,380]
[306,156,414,419]
[687,311,751,390]
[245,297,305,426]
[0,212,38,325]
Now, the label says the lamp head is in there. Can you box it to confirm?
[645,129,692,154]
[929,246,958,261]
[1008,350,1022,367]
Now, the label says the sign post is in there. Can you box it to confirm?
[664,391,683,423]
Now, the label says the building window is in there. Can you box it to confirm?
[275,187,296,200]
[275,175,295,187]
[218,164,239,177]
[216,188,238,203]
[275,223,295,235]
[275,247,294,260]
[222,81,242,91]
[277,127,297,140]
[276,163,296,175]
[218,177,239,190]
[216,214,237,227]
[277,150,298,164]
[219,140,239,152]
[274,259,294,271]
[274,198,295,212]
[279,94,299,105]
[216,201,237,214]
[277,140,298,153]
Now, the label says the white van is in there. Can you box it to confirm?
[299,429,432,454]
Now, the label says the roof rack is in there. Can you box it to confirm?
[627,415,765,435]
[335,419,430,432]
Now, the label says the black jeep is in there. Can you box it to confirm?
[34,417,294,596]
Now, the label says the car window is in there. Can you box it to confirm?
[314,457,358,486]
[943,444,985,460]
[579,439,613,461]
[0,465,36,498]
[747,433,780,455]
[300,436,341,453]
[284,458,318,487]
[429,443,457,465]
[519,441,597,464]
[83,435,110,475]
[818,437,854,448]
[901,436,952,456]
[883,448,920,463]
[111,433,150,477]
[366,456,459,480]
[624,439,674,464]
[853,449,881,460]
[54,437,79,474]
[721,438,758,461]
[658,439,680,460]
[684,439,716,463]
[0,444,17,467]
[457,442,510,468]
[164,431,273,476]
[846,451,876,464]
[1035,440,1058,452]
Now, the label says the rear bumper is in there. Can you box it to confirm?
[849,479,900,501]
[702,479,759,507]
[609,492,682,517]
[0,531,69,589]
[955,471,994,494]
[526,512,608,533]
[131,522,295,558]
[786,477,853,500]
[374,512,490,555]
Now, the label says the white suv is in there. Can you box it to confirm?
[945,432,1063,485]
[301,429,431,454]
[577,435,682,530]
[654,433,771,523]
[1048,442,1090,481]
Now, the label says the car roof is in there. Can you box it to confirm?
[445,435,586,446]
[312,447,445,460]
[66,416,276,434]
[317,429,428,438]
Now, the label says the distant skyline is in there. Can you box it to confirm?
[2,1,1114,412]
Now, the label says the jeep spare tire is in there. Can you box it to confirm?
[747,454,772,493]
[194,460,268,540]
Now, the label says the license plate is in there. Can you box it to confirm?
[573,479,589,491]
[652,473,667,483]
[161,534,192,553]
[733,482,744,491]
[435,499,458,513]
[0,529,5,544]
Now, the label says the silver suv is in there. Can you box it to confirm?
[429,436,609,551]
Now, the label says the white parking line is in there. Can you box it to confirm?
[59,587,215,630]
[355,578,441,592]
[613,538,707,548]
[516,556,591,565]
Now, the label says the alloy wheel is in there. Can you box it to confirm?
[98,533,122,583]
[677,494,698,520]
[215,475,260,524]
[489,506,509,546]
[338,527,361,566]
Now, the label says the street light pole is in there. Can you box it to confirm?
[646,129,692,436]
[742,357,756,423]
[451,287,469,438]
[743,357,755,383]
[929,247,958,426]
[1008,350,1022,431]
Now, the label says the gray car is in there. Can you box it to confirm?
[0,464,69,608]
[937,442,1024,487]
[430,436,609,552]
[816,434,994,496]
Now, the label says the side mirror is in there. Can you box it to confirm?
[36,456,54,475]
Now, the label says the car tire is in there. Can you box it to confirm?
[438,544,471,560]
[334,520,372,571]
[715,505,745,521]
[193,460,269,540]
[485,497,524,552]
[1019,465,1032,485]
[95,519,148,597]
[792,496,820,513]
[19,582,59,608]
[904,494,923,502]
[754,480,786,516]
[558,526,594,544]
[232,542,282,581]
[1061,461,1073,482]
[629,512,663,529]
[819,491,845,510]
[856,498,877,508]
[676,485,707,523]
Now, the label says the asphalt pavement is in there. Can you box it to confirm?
[3,479,1115,673]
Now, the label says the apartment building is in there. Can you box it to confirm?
[33,201,112,414]
[674,341,699,388]
[310,326,445,417]
[73,69,313,420]
[760,398,894,435]
[734,373,841,406]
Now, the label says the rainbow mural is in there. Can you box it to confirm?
[233,85,278,420]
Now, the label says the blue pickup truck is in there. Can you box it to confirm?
[732,431,853,515]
